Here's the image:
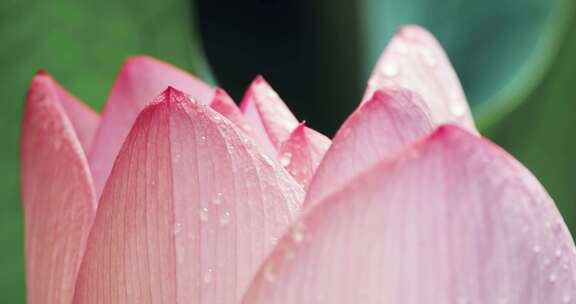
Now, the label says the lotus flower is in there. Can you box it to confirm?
[20,25,576,304]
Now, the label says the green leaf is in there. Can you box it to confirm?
[0,0,206,301]
[360,0,574,127]
[486,13,576,235]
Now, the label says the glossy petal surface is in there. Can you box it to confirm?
[364,25,476,131]
[88,56,213,196]
[243,126,576,304]
[240,76,298,155]
[278,123,330,187]
[74,88,303,304]
[306,89,434,205]
[21,74,96,304]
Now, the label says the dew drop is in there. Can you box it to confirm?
[394,41,408,53]
[450,103,467,117]
[212,114,222,122]
[270,236,278,245]
[280,152,292,167]
[174,223,182,234]
[292,222,306,243]
[556,248,563,258]
[212,192,224,205]
[380,64,399,77]
[200,135,207,142]
[203,269,213,284]
[199,207,209,222]
[548,273,557,283]
[219,211,231,226]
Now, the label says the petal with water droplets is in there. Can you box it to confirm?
[306,88,434,205]
[364,25,476,131]
[88,56,214,196]
[243,125,576,304]
[240,76,298,154]
[21,73,96,304]
[73,88,303,304]
[278,123,330,187]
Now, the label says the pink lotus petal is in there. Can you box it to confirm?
[306,88,434,205]
[73,88,304,304]
[242,125,576,304]
[35,71,99,152]
[278,123,331,187]
[210,87,252,133]
[21,73,96,304]
[364,25,476,132]
[240,76,298,154]
[88,56,214,197]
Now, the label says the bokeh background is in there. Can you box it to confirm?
[1,0,575,301]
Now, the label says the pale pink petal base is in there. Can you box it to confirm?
[306,88,434,205]
[364,25,476,132]
[88,56,214,196]
[278,123,330,187]
[74,88,304,304]
[243,126,576,304]
[21,74,96,304]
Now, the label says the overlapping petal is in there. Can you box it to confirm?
[88,56,214,196]
[242,125,576,304]
[306,89,434,205]
[278,123,330,188]
[240,76,298,156]
[21,73,97,304]
[34,72,99,152]
[73,88,304,304]
[364,25,476,132]
[210,87,252,133]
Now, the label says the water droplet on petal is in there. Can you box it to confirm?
[380,63,398,77]
[270,236,278,245]
[212,192,224,205]
[292,222,306,243]
[548,273,557,283]
[174,223,182,234]
[280,152,292,167]
[219,211,231,226]
[556,248,563,258]
[199,207,209,222]
[394,41,408,53]
[203,269,213,284]
[450,103,467,117]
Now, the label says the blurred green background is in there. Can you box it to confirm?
[1,0,575,301]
